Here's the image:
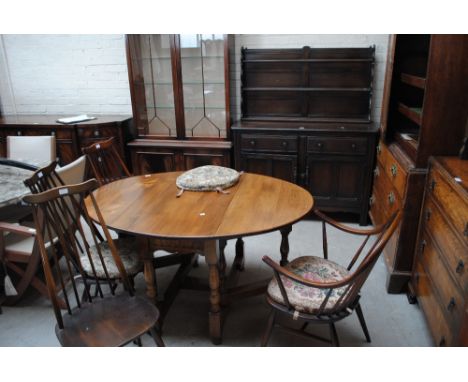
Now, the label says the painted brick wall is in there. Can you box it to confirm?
[0,34,132,115]
[231,34,390,123]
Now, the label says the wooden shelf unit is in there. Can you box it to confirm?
[370,34,468,293]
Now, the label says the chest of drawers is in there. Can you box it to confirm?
[411,157,468,346]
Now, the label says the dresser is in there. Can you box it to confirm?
[411,157,468,346]
[233,46,378,225]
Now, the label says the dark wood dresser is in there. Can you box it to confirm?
[0,114,133,165]
[232,46,378,224]
[411,157,468,346]
[371,35,468,293]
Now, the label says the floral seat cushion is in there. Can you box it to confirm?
[176,165,240,192]
[267,255,350,314]
[80,237,142,279]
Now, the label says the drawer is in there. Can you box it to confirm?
[240,134,298,153]
[427,167,468,246]
[422,197,468,292]
[418,231,464,327]
[77,126,118,139]
[307,136,367,155]
[413,261,454,346]
[370,161,401,220]
[376,143,407,199]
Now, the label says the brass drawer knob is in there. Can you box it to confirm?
[390,164,397,177]
[420,240,426,253]
[94,130,100,137]
[281,141,288,148]
[456,260,464,274]
[425,209,431,221]
[447,297,456,312]
[369,196,375,205]
[250,140,256,147]
[377,144,381,155]
[388,191,395,206]
[429,179,436,191]
[316,142,323,149]
[374,167,380,177]
[464,223,468,237]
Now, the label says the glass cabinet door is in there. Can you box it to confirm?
[179,34,227,138]
[130,35,177,137]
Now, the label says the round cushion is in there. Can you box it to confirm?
[267,255,350,314]
[176,165,240,192]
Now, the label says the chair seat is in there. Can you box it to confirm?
[55,295,159,346]
[267,256,350,314]
[80,238,142,279]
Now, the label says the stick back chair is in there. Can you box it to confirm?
[261,209,402,346]
[82,138,202,322]
[23,179,164,346]
[0,157,87,305]
[81,137,130,186]
[7,135,56,168]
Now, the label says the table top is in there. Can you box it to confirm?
[86,172,314,241]
[0,164,33,208]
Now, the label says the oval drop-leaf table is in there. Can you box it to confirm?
[86,171,313,344]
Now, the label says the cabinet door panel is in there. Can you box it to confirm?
[240,153,297,183]
[132,151,177,175]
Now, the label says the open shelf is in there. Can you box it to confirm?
[401,73,426,89]
[398,102,422,126]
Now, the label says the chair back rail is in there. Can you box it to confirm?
[82,138,130,186]
[23,180,133,329]
[263,210,402,316]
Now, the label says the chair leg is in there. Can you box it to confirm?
[329,323,340,347]
[150,326,165,347]
[133,337,142,347]
[355,303,371,343]
[261,310,276,347]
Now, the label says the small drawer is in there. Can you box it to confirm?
[376,143,407,199]
[240,134,298,153]
[413,261,454,346]
[427,167,468,246]
[370,162,401,219]
[422,197,468,292]
[418,232,464,327]
[307,136,367,155]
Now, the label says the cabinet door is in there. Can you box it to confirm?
[131,150,177,175]
[127,34,177,137]
[183,151,230,170]
[179,34,228,139]
[240,153,297,183]
[306,156,364,208]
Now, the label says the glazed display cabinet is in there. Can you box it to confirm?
[126,34,233,174]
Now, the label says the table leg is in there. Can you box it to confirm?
[235,238,245,271]
[219,239,227,306]
[138,237,158,305]
[280,225,292,266]
[204,239,222,345]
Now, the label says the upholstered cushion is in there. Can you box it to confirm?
[80,238,142,279]
[176,165,240,192]
[267,256,350,314]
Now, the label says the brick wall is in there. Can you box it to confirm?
[0,34,132,115]
[230,34,390,123]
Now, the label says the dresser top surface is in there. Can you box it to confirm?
[0,114,132,127]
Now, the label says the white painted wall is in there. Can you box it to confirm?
[0,34,389,122]
[0,34,132,115]
[231,34,390,122]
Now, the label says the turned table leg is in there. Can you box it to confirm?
[204,239,222,345]
[280,225,292,266]
[138,237,158,305]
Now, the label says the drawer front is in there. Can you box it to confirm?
[427,168,468,246]
[413,261,454,346]
[307,136,367,155]
[370,161,401,221]
[240,134,298,153]
[422,197,468,292]
[418,231,464,328]
[376,143,407,199]
[77,126,118,140]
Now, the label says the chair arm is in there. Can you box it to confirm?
[262,255,351,289]
[313,209,386,236]
[0,222,36,237]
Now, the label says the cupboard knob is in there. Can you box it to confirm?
[390,164,397,177]
[250,140,256,147]
[374,167,380,177]
[17,131,22,136]
[429,179,436,191]
[425,209,431,221]
[281,141,288,148]
[351,143,357,150]
[369,196,374,205]
[51,131,56,136]
[420,240,426,253]
[316,142,323,149]
[94,130,100,137]
[388,191,395,205]
[456,260,464,274]
[447,297,456,312]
